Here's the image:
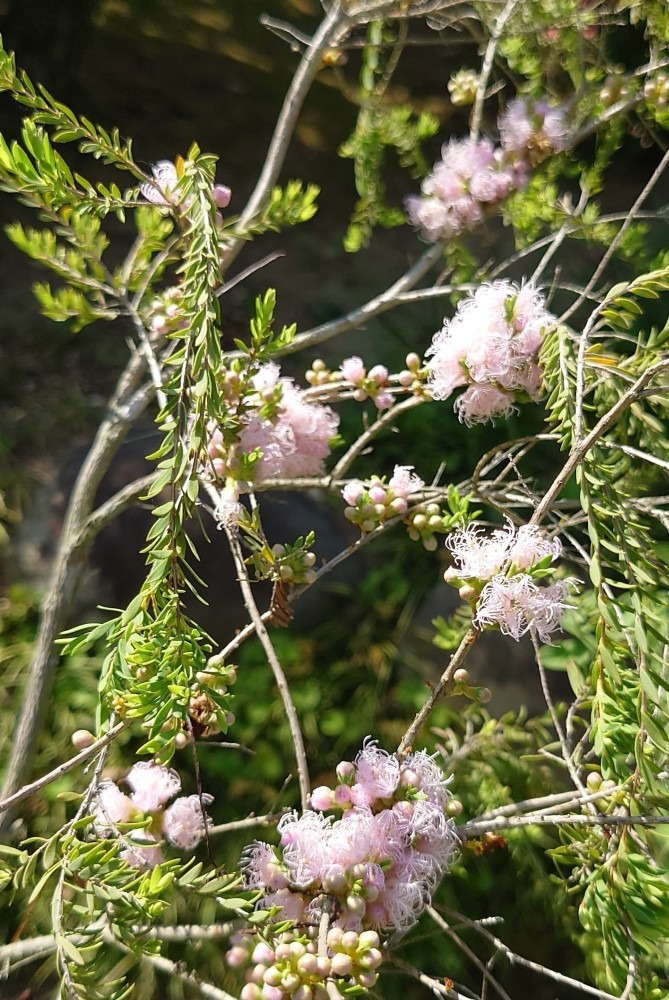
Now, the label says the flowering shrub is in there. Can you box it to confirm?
[0,4,669,1000]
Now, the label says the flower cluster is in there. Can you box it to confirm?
[342,466,424,533]
[406,96,568,241]
[498,97,569,164]
[444,521,577,642]
[208,363,340,487]
[406,136,520,242]
[425,280,554,424]
[140,158,232,216]
[242,741,457,933]
[93,762,212,866]
[339,356,393,410]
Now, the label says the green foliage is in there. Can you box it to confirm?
[542,275,669,996]
[340,20,439,252]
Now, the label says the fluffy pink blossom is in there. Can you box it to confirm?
[340,356,366,383]
[93,781,139,834]
[407,137,519,242]
[208,367,339,485]
[140,160,232,215]
[240,739,458,935]
[474,575,576,642]
[499,98,569,160]
[162,794,213,850]
[126,762,182,812]
[388,465,424,500]
[278,809,333,888]
[426,280,554,422]
[120,832,164,869]
[353,740,401,804]
[455,384,517,425]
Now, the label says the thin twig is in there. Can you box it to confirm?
[397,627,479,757]
[222,523,311,811]
[530,356,669,526]
[0,721,128,817]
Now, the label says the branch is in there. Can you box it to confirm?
[230,2,348,250]
[0,720,128,817]
[530,356,669,526]
[397,627,479,757]
[0,354,153,838]
[222,522,311,811]
[459,811,669,838]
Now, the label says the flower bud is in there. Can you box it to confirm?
[71,729,95,750]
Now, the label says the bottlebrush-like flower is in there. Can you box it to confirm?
[162,793,213,850]
[444,521,576,642]
[92,763,213,867]
[445,521,561,582]
[425,280,554,423]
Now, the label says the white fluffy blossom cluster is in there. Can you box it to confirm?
[93,762,212,866]
[425,280,554,424]
[445,521,577,642]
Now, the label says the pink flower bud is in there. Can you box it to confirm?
[310,786,335,811]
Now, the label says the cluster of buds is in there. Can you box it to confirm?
[339,357,393,410]
[304,354,428,405]
[643,71,669,111]
[145,285,188,338]
[270,541,318,587]
[599,70,634,109]
[406,96,568,242]
[447,68,480,106]
[228,926,383,1000]
[188,659,237,738]
[406,501,448,551]
[93,762,212,866]
[444,521,577,643]
[241,739,458,948]
[342,466,424,534]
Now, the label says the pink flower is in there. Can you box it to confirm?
[499,97,569,160]
[341,356,366,383]
[509,524,562,569]
[93,781,139,834]
[120,832,164,869]
[474,575,576,642]
[354,741,401,803]
[426,280,554,422]
[209,366,339,485]
[445,521,516,580]
[140,160,180,206]
[388,466,424,500]
[278,810,333,888]
[242,842,288,891]
[455,384,517,425]
[401,751,452,809]
[126,762,181,812]
[407,137,521,242]
[162,794,213,850]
